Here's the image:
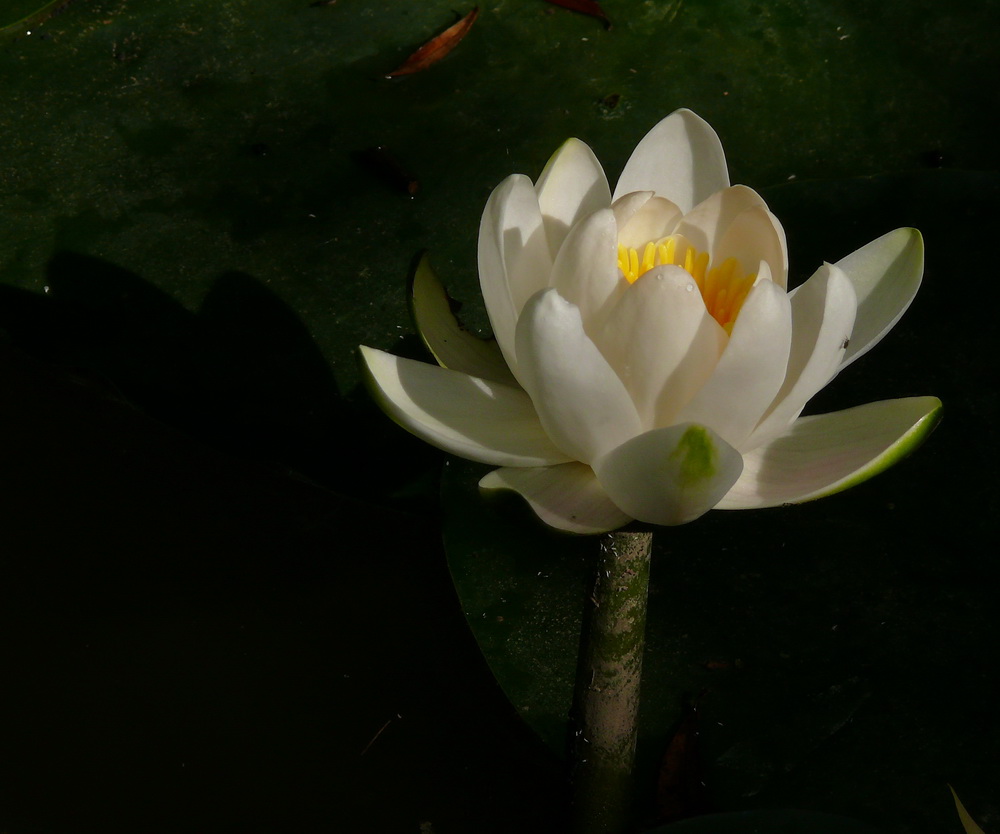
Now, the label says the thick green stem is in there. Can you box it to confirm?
[569,529,653,834]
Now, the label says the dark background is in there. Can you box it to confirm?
[2,1,998,832]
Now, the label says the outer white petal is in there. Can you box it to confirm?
[616,196,685,249]
[675,275,792,448]
[595,423,744,526]
[675,187,788,289]
[479,463,632,534]
[410,252,517,386]
[746,263,857,449]
[597,266,726,429]
[535,138,612,259]
[550,208,622,326]
[613,108,730,213]
[478,174,554,376]
[359,346,571,467]
[515,289,643,464]
[717,396,942,509]
[835,228,924,370]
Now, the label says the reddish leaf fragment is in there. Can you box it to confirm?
[386,7,479,78]
[545,0,611,29]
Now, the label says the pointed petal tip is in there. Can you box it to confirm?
[949,785,986,834]
[614,108,729,212]
[836,226,926,370]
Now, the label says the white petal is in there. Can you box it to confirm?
[675,187,788,289]
[597,266,726,429]
[595,423,744,525]
[550,208,623,326]
[746,263,857,449]
[535,138,612,259]
[478,174,554,376]
[616,196,685,249]
[410,252,518,386]
[515,289,643,464]
[613,108,730,214]
[359,346,570,467]
[717,396,942,509]
[675,276,792,448]
[611,190,655,231]
[835,228,923,370]
[672,186,760,246]
[480,463,632,534]
[711,205,788,291]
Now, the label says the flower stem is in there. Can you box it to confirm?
[569,529,653,834]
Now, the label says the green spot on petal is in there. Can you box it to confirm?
[670,425,717,487]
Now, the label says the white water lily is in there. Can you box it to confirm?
[360,109,940,534]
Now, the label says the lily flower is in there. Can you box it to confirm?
[360,109,940,534]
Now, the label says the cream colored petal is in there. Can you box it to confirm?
[594,423,744,525]
[717,397,942,509]
[835,228,923,370]
[675,187,788,289]
[673,185,765,250]
[616,196,685,249]
[478,174,554,377]
[611,190,655,231]
[613,108,730,213]
[713,204,788,290]
[745,263,857,449]
[359,346,570,467]
[480,463,632,534]
[675,275,792,448]
[550,208,623,327]
[515,289,643,464]
[596,265,726,429]
[535,137,612,259]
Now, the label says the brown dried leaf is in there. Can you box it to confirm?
[545,0,611,28]
[386,7,479,78]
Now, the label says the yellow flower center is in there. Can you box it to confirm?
[616,235,757,334]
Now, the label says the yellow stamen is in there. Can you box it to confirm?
[641,242,656,274]
[615,236,758,332]
[660,237,676,266]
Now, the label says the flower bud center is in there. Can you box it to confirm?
[616,235,756,334]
